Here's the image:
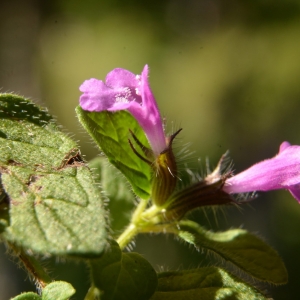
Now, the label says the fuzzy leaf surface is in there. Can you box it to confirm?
[11,281,76,300]
[178,220,288,284]
[150,267,267,300]
[76,107,152,199]
[0,94,76,169]
[90,241,158,300]
[11,293,41,300]
[89,157,135,235]
[0,94,107,256]
[42,281,76,300]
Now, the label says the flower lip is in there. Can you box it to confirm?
[223,141,300,203]
[79,68,141,112]
[79,65,166,155]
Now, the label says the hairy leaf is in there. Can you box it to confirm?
[150,267,267,300]
[76,107,152,199]
[177,220,288,284]
[0,94,77,169]
[11,293,41,300]
[0,94,107,256]
[11,281,76,300]
[90,241,158,300]
[42,281,76,300]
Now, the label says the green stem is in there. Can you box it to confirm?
[132,199,148,223]
[84,286,101,300]
[117,200,168,249]
[117,223,139,250]
[117,200,149,249]
[141,204,162,220]
[139,223,178,234]
[115,183,185,250]
[8,242,52,289]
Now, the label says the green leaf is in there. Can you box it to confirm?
[42,281,76,300]
[0,185,9,234]
[90,240,158,300]
[89,157,135,235]
[150,267,267,300]
[11,293,41,300]
[0,94,107,256]
[76,107,152,199]
[0,94,77,169]
[178,220,288,284]
[10,281,76,300]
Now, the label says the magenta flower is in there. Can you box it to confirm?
[79,65,166,156]
[223,141,300,202]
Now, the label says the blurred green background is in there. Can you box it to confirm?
[1,0,300,299]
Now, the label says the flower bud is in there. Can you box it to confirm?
[163,153,234,220]
[164,177,234,220]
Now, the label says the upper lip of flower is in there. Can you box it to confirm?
[223,141,300,202]
[79,65,167,156]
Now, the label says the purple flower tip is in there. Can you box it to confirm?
[79,65,166,156]
[223,141,300,203]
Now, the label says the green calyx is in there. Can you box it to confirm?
[150,129,182,207]
[163,153,234,220]
[165,177,234,220]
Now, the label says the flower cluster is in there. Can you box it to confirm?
[80,65,300,220]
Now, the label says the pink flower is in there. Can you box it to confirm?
[79,65,166,156]
[223,141,300,202]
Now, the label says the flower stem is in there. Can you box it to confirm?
[117,200,149,249]
[84,286,101,300]
[8,242,52,289]
[132,199,148,223]
[117,223,138,250]
[116,199,168,249]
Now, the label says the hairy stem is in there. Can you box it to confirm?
[8,242,52,289]
[117,200,165,250]
[84,286,101,300]
[117,223,139,250]
[132,199,148,223]
[117,200,148,250]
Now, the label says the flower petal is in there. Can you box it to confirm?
[79,65,167,155]
[128,65,166,155]
[223,142,300,199]
[105,68,138,88]
[288,185,300,202]
[79,79,116,111]
[279,141,291,153]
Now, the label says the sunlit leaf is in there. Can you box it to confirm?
[11,292,41,300]
[0,94,107,256]
[76,107,152,199]
[10,281,76,300]
[0,94,77,169]
[42,281,76,300]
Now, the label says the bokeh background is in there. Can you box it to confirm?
[1,0,300,299]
